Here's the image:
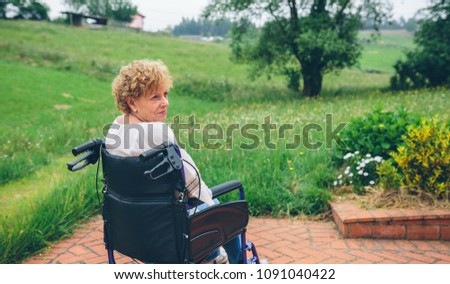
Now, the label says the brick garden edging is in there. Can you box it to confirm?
[331,201,450,240]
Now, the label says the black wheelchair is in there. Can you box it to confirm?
[67,138,260,264]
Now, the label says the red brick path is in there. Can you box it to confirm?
[24,215,450,264]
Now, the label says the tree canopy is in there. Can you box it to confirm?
[391,0,450,90]
[0,0,49,20]
[204,0,391,97]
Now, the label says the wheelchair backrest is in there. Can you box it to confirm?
[101,146,189,263]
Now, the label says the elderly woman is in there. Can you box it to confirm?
[105,59,242,264]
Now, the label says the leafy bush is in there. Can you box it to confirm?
[377,159,403,191]
[333,151,384,195]
[339,106,420,160]
[390,51,447,90]
[390,1,450,90]
[391,116,450,198]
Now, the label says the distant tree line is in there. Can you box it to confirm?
[361,16,418,32]
[0,0,49,20]
[171,14,418,39]
[172,17,234,37]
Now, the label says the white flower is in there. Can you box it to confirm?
[349,173,354,177]
[333,181,338,186]
[354,151,360,155]
[356,166,361,170]
[343,153,352,160]
[363,172,369,176]
[366,154,371,158]
[338,175,343,180]
[374,156,383,163]
[369,181,375,185]
[339,180,343,185]
[358,170,363,175]
[344,169,350,174]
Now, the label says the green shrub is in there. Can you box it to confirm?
[377,159,403,191]
[339,105,420,160]
[391,116,450,198]
[390,1,450,90]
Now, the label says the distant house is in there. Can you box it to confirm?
[128,12,145,30]
[62,12,107,28]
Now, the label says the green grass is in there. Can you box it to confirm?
[0,168,99,263]
[0,20,449,263]
[358,30,415,73]
[0,20,253,81]
[0,155,73,216]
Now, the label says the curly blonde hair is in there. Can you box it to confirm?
[112,59,173,114]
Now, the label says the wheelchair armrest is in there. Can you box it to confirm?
[210,180,243,199]
[187,180,244,206]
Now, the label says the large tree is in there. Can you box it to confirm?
[204,0,391,97]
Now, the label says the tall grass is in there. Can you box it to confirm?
[0,169,99,263]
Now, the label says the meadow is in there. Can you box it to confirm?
[0,20,449,263]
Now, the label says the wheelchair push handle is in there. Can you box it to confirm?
[72,138,103,156]
[67,138,103,172]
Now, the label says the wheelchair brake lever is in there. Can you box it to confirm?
[70,159,91,171]
[67,151,92,171]
[144,158,174,180]
[143,147,182,180]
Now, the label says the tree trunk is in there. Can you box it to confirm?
[301,68,323,97]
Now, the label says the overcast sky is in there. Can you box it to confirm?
[41,0,429,32]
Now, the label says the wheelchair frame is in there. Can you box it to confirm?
[68,138,260,264]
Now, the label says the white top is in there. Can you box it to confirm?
[105,116,214,206]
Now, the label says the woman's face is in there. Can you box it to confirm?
[130,87,169,122]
